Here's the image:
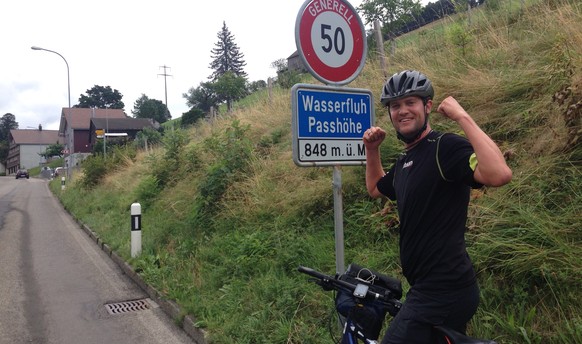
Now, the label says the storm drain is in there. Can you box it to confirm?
[105,299,150,315]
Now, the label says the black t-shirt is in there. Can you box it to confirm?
[377,131,481,291]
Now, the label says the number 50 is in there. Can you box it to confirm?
[320,24,345,55]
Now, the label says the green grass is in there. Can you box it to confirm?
[51,1,582,343]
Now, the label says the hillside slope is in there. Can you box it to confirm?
[54,1,582,343]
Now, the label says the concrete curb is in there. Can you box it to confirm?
[58,200,208,343]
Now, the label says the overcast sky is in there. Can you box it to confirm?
[1,0,428,131]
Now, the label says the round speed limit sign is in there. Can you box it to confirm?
[295,0,367,85]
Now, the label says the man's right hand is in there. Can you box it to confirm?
[364,126,387,198]
[363,126,387,150]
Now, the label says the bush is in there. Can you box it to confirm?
[134,175,160,210]
[190,120,253,223]
[80,155,108,188]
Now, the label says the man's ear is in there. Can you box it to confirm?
[425,99,433,113]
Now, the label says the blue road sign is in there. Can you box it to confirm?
[292,83,374,166]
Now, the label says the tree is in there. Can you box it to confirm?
[422,0,456,23]
[0,113,18,164]
[75,85,125,109]
[358,0,423,39]
[209,21,248,81]
[447,22,473,56]
[0,142,8,165]
[134,127,162,150]
[183,81,220,113]
[181,108,206,128]
[183,22,248,116]
[41,143,65,159]
[131,94,171,124]
[271,58,302,89]
[214,71,248,112]
[0,113,19,141]
[248,80,267,93]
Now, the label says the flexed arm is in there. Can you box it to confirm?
[437,96,512,187]
[363,127,388,198]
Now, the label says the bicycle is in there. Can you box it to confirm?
[298,264,498,344]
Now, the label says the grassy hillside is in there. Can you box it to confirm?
[51,1,582,343]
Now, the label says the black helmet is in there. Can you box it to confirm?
[380,70,434,106]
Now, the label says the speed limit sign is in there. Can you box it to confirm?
[295,0,367,85]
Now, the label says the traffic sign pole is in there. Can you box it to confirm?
[294,0,370,275]
[333,166,345,274]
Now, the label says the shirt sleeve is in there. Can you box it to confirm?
[438,134,483,188]
[377,165,397,200]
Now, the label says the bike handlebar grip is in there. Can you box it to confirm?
[298,266,356,292]
[297,266,311,274]
[298,266,331,280]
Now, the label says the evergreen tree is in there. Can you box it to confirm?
[209,21,247,82]
[0,113,19,141]
[0,113,18,163]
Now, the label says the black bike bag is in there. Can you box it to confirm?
[335,263,403,340]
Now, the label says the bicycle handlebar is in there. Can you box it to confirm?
[299,266,498,344]
[298,265,402,310]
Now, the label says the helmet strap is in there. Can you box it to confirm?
[396,115,428,143]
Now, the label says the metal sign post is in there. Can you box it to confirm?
[294,0,370,275]
[292,83,373,275]
[333,166,345,274]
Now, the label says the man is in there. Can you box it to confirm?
[363,70,512,343]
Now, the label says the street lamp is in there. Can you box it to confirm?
[32,46,71,178]
[31,46,71,108]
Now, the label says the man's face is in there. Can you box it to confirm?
[388,96,432,137]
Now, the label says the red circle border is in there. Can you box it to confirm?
[298,0,365,84]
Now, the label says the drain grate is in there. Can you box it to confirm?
[105,299,150,315]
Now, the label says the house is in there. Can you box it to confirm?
[59,108,127,167]
[6,127,63,174]
[88,117,159,150]
[287,50,307,73]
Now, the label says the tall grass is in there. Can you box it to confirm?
[52,1,582,343]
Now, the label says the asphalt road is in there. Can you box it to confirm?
[0,177,194,344]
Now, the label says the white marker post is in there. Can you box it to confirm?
[61,176,66,190]
[131,203,142,258]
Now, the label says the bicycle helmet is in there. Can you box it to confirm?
[380,70,434,106]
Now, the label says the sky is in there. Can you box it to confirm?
[1,0,428,131]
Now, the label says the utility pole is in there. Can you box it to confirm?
[158,65,172,108]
